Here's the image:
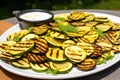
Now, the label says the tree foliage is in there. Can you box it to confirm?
[0,0,120,19]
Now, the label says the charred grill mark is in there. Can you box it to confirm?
[38,55,45,62]
[33,38,48,53]
[19,42,33,45]
[27,53,46,63]
[27,53,35,62]
[36,44,47,52]
[32,54,40,62]
[57,33,62,37]
[90,44,102,58]
[56,50,59,58]
[9,49,25,51]
[13,45,30,48]
[2,52,11,57]
[0,46,6,49]
[35,47,44,53]
[32,48,40,53]
[70,57,82,61]
[35,38,47,45]
[50,49,53,57]
[105,33,115,43]
[44,62,49,68]
[17,60,25,65]
[22,58,29,63]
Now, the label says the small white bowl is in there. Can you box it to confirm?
[16,9,54,29]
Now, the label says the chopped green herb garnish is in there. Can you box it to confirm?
[28,27,33,32]
[103,58,107,64]
[13,35,20,42]
[95,28,106,38]
[51,69,58,75]
[45,69,52,74]
[45,69,58,75]
[106,55,114,60]
[57,22,78,34]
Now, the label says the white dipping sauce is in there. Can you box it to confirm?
[20,12,52,21]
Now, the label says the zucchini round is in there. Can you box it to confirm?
[0,41,16,52]
[50,30,69,39]
[50,61,73,73]
[62,40,75,49]
[77,58,96,71]
[7,30,29,41]
[30,62,49,72]
[45,36,62,47]
[46,48,67,62]
[7,40,34,56]
[65,45,86,63]
[76,42,94,56]
[96,24,111,32]
[21,33,39,41]
[11,58,30,69]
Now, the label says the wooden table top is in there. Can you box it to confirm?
[0,9,120,80]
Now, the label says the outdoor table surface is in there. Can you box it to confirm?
[0,9,120,80]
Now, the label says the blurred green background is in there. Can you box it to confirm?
[0,0,120,19]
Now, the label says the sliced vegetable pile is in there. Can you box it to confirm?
[0,11,120,75]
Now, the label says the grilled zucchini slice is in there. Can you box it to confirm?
[85,21,98,27]
[11,58,30,69]
[96,37,112,51]
[70,22,85,27]
[0,41,16,52]
[105,31,120,44]
[7,41,34,56]
[82,29,98,43]
[46,48,67,62]
[94,17,109,23]
[102,50,114,60]
[50,61,73,73]
[112,45,120,53]
[76,42,94,56]
[95,57,104,65]
[21,34,39,41]
[45,36,62,47]
[26,53,46,63]
[32,37,48,54]
[65,46,86,63]
[96,24,111,32]
[49,27,62,32]
[32,24,49,35]
[0,52,21,61]
[77,58,96,71]
[73,37,85,43]
[68,11,86,21]
[66,32,81,37]
[30,62,49,72]
[90,44,102,58]
[74,26,92,37]
[111,23,120,31]
[7,30,29,41]
[62,40,75,49]
[50,30,69,39]
[81,14,94,22]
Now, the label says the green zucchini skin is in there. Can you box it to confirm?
[7,41,34,56]
[11,58,30,69]
[46,48,67,62]
[30,62,49,72]
[49,61,73,74]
